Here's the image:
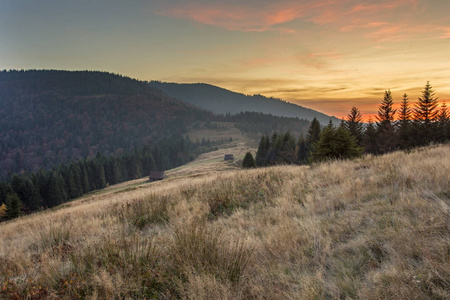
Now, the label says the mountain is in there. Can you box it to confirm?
[0,70,213,177]
[0,70,314,177]
[149,81,340,125]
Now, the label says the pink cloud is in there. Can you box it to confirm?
[154,1,306,32]
[439,27,450,39]
[154,0,447,42]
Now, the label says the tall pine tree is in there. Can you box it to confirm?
[414,81,439,124]
[306,117,321,145]
[437,102,449,142]
[345,106,364,145]
[255,134,270,167]
[398,93,412,149]
[376,90,397,153]
[414,82,439,145]
[376,90,396,129]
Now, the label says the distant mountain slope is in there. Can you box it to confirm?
[149,81,340,125]
[0,70,212,176]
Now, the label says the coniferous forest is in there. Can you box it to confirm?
[251,82,449,167]
[0,70,315,221]
[0,70,215,177]
[0,135,213,220]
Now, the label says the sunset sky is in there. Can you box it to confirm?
[1,0,449,119]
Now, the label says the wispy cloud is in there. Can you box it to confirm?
[153,0,449,42]
[153,1,305,32]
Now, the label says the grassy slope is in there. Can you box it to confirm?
[1,145,449,299]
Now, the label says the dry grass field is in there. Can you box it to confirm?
[1,144,449,299]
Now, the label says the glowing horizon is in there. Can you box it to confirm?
[1,0,449,121]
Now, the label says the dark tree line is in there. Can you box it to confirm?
[0,135,206,221]
[363,82,449,153]
[253,118,362,166]
[252,82,449,166]
[224,111,310,136]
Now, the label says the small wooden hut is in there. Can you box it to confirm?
[149,171,165,182]
[224,154,234,161]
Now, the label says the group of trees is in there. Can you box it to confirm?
[248,118,362,167]
[227,112,310,136]
[0,135,205,221]
[245,82,448,167]
[361,82,448,154]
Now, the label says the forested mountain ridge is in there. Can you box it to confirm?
[149,81,340,125]
[0,70,213,177]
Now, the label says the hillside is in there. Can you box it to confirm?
[1,144,449,299]
[0,70,314,178]
[0,70,214,177]
[149,81,341,125]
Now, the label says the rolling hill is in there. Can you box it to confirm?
[0,70,313,177]
[0,144,448,299]
[149,81,341,125]
[0,70,215,177]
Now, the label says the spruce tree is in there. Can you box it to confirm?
[376,90,396,129]
[279,131,296,164]
[414,81,439,124]
[345,106,364,145]
[414,82,439,145]
[45,171,67,208]
[437,102,449,142]
[362,117,378,154]
[399,93,412,121]
[297,135,309,164]
[80,163,90,193]
[255,135,269,167]
[398,93,412,149]
[311,124,362,162]
[306,117,321,145]
[242,152,256,168]
[376,90,398,153]
[5,193,21,219]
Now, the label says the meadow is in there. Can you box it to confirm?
[1,144,449,299]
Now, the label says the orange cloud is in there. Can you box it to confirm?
[154,1,306,32]
[439,27,450,39]
[153,0,432,42]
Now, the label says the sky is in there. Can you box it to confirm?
[1,0,449,120]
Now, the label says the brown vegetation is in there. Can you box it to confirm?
[1,144,449,299]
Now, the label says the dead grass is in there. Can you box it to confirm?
[1,144,449,299]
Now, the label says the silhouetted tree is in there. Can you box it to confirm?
[345,106,364,145]
[376,90,397,153]
[362,117,378,154]
[242,152,256,168]
[376,90,396,129]
[437,102,449,142]
[414,81,439,124]
[414,82,439,145]
[398,93,412,148]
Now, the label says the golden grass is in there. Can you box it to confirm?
[1,144,449,299]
